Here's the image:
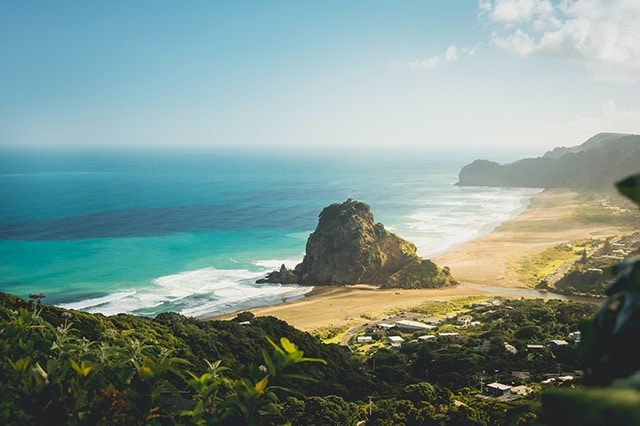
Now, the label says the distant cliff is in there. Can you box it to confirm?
[457,133,640,191]
[258,199,456,289]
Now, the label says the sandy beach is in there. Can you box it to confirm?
[210,189,625,331]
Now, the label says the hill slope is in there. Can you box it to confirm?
[457,133,640,191]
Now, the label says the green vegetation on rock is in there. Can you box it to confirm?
[260,198,456,289]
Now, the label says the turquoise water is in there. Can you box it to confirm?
[0,148,540,318]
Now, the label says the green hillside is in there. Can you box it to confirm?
[458,133,640,191]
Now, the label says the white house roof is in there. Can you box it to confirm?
[377,323,396,329]
[487,382,511,391]
[418,335,437,340]
[396,320,435,330]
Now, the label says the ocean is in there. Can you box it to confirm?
[0,148,541,319]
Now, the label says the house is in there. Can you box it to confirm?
[377,323,396,330]
[472,298,503,309]
[356,336,373,344]
[527,344,545,351]
[438,332,461,343]
[387,336,405,347]
[503,342,517,354]
[486,382,511,397]
[457,315,473,326]
[477,340,491,351]
[511,385,533,396]
[396,320,436,332]
[418,335,437,342]
[568,331,581,343]
[511,371,531,380]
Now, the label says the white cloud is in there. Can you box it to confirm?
[483,0,553,24]
[408,44,469,69]
[408,55,441,69]
[444,45,459,61]
[481,0,640,82]
[548,100,640,140]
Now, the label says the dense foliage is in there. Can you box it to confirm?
[0,297,328,425]
[1,291,599,425]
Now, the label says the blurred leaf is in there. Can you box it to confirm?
[254,376,268,392]
[616,173,640,206]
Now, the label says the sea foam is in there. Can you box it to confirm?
[59,265,313,319]
[398,187,542,257]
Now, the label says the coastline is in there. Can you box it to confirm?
[208,189,624,331]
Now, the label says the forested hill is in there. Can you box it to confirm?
[457,133,640,191]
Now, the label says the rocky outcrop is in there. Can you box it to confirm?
[256,264,300,284]
[258,199,457,289]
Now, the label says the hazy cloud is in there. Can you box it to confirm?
[552,100,640,138]
[408,44,470,69]
[408,55,441,69]
[480,0,640,82]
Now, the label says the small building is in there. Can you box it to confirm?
[356,336,373,344]
[511,385,533,396]
[396,320,436,332]
[568,331,582,343]
[387,336,405,347]
[504,342,517,354]
[486,382,511,397]
[457,315,473,326]
[425,318,441,326]
[549,339,569,348]
[377,323,396,330]
[418,334,437,342]
[511,371,531,380]
[477,340,491,351]
[438,332,461,343]
[527,344,545,351]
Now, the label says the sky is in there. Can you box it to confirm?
[1,0,640,158]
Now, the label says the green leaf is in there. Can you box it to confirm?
[616,173,640,206]
[69,359,93,377]
[280,337,298,354]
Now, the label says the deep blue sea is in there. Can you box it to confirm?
[0,148,540,318]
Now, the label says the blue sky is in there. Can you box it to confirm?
[1,0,639,157]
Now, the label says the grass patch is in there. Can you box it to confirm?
[312,325,349,343]
[517,243,580,285]
[354,341,384,355]
[409,296,491,316]
[575,193,640,227]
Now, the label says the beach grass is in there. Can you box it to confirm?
[516,243,582,285]
[409,296,490,316]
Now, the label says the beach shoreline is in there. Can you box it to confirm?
[208,189,626,330]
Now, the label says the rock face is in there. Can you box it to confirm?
[259,199,457,289]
